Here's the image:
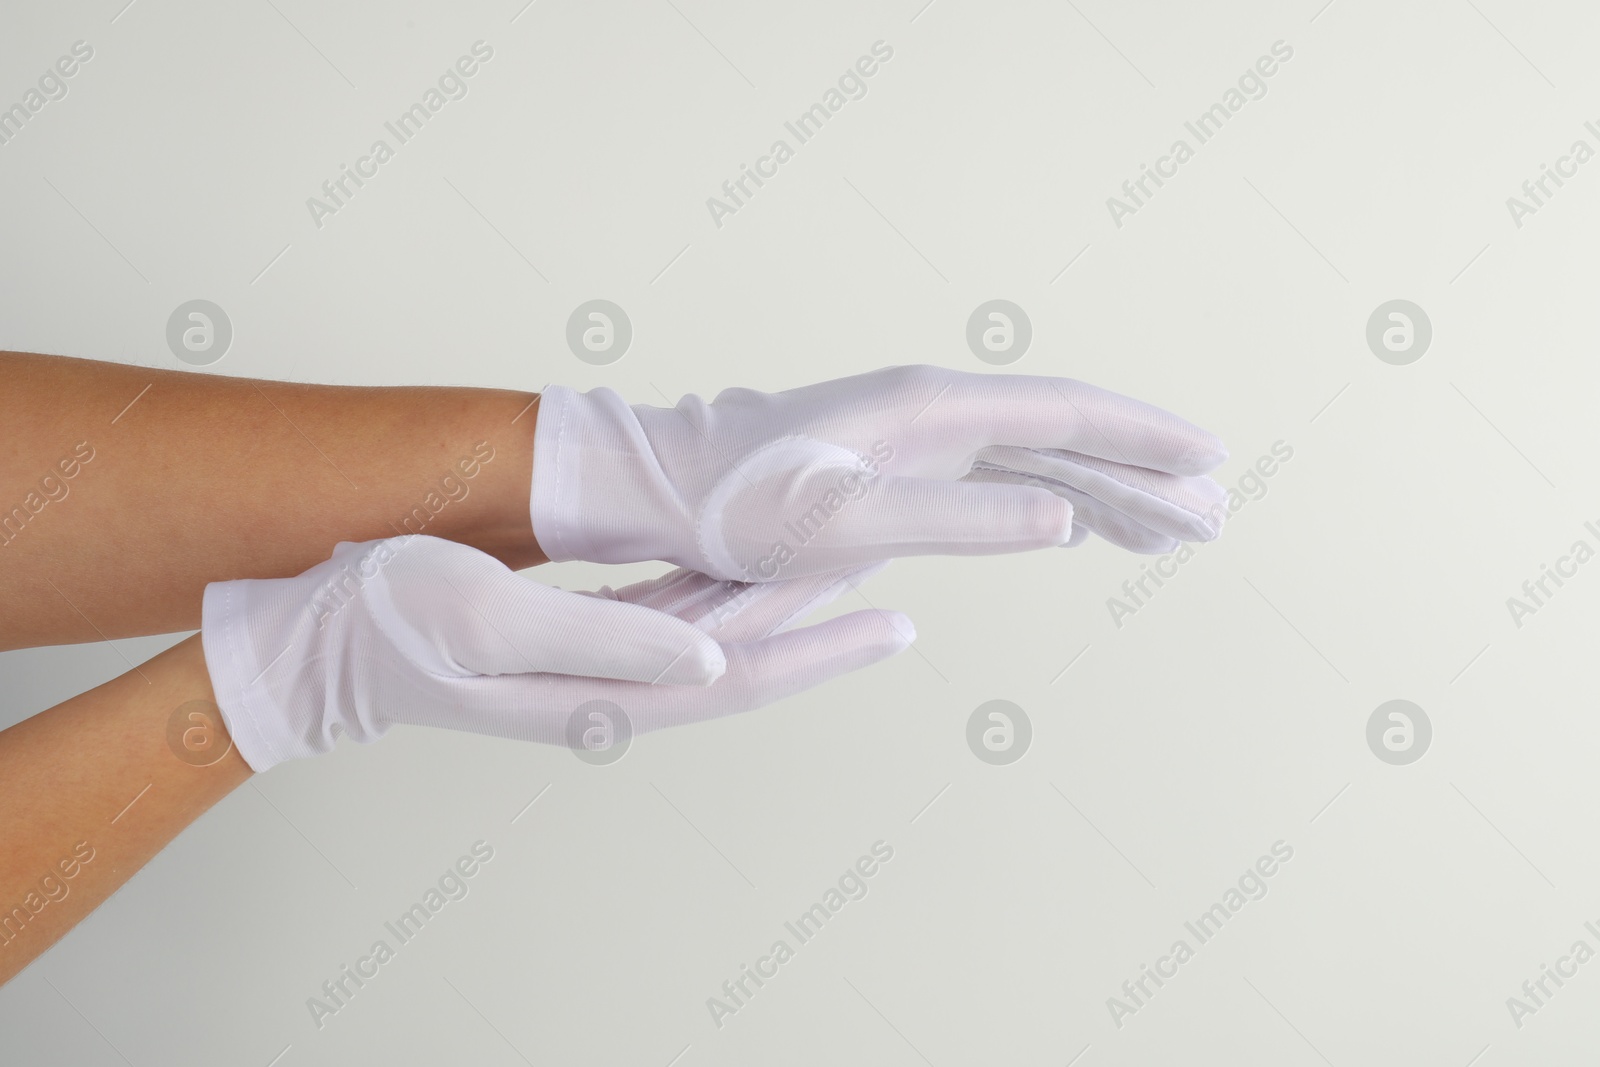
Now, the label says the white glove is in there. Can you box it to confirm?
[532,364,1228,581]
[202,536,911,772]
[963,447,1229,555]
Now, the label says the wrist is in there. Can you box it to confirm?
[422,390,545,571]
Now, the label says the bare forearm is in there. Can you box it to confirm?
[0,352,542,650]
[0,634,249,985]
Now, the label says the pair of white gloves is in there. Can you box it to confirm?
[204,366,1229,772]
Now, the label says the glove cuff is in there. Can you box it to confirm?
[200,579,292,773]
[530,384,700,570]
[200,543,394,772]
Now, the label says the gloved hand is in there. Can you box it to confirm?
[532,364,1228,581]
[202,536,911,772]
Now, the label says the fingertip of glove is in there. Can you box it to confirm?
[1025,491,1074,549]
[874,610,917,651]
[1134,534,1183,555]
[827,608,917,658]
[1170,437,1229,477]
[1191,511,1226,543]
[658,634,728,686]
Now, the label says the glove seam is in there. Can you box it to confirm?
[968,459,1076,494]
[693,435,871,581]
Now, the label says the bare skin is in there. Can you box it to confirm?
[0,351,543,651]
[0,635,250,986]
[0,351,548,984]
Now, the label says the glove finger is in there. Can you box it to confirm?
[1052,486,1182,554]
[425,568,726,686]
[582,567,706,608]
[973,446,1227,541]
[589,563,888,641]
[732,563,889,639]
[773,475,1070,575]
[638,607,916,732]
[905,369,1228,476]
[958,469,1181,554]
[430,607,913,744]
[692,563,889,642]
